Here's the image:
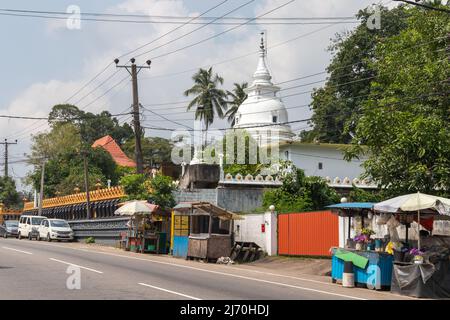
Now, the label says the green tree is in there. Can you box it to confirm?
[26,123,120,197]
[123,137,173,167]
[345,6,450,196]
[225,82,248,126]
[148,175,176,210]
[184,67,228,134]
[262,162,339,213]
[0,176,21,209]
[302,5,409,143]
[48,104,133,145]
[119,174,150,201]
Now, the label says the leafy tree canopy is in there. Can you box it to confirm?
[26,122,121,197]
[123,136,173,167]
[49,104,133,145]
[0,176,21,209]
[345,5,450,196]
[302,4,410,143]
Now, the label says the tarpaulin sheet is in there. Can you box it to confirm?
[391,260,450,298]
[334,249,369,269]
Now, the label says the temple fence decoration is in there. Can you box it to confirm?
[23,186,125,211]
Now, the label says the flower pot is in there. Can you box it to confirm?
[355,242,364,251]
[413,255,424,264]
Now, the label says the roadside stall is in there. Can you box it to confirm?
[172,202,242,262]
[115,200,170,254]
[327,202,394,290]
[374,192,450,298]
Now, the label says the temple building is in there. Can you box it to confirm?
[233,34,294,144]
[232,34,369,183]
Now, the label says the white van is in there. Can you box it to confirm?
[18,215,46,240]
[38,218,74,242]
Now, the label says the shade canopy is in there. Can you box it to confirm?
[326,202,375,217]
[327,202,375,210]
[114,200,160,216]
[173,202,244,220]
[374,193,450,216]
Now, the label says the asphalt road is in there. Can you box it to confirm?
[0,238,407,300]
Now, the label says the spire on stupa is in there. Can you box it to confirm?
[251,32,273,87]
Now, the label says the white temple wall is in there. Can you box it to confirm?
[280,144,367,180]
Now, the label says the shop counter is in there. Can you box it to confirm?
[331,247,394,290]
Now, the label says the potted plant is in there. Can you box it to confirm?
[409,248,424,264]
[354,234,368,250]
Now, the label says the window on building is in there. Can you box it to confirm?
[318,162,323,170]
[272,115,278,123]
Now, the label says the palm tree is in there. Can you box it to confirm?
[225,82,248,126]
[184,68,227,153]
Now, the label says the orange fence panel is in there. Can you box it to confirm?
[278,210,338,256]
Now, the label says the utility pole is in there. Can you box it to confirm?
[115,57,151,174]
[82,150,91,219]
[38,158,46,216]
[0,139,17,177]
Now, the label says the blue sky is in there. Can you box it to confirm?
[0,0,396,191]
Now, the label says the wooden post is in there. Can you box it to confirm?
[208,214,213,236]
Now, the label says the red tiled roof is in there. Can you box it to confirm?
[92,135,136,167]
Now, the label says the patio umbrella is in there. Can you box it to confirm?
[374,192,450,250]
[114,200,156,216]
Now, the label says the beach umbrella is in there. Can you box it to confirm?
[374,192,450,249]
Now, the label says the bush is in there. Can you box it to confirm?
[263,162,339,213]
[85,237,95,244]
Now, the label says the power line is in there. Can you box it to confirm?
[138,0,297,60]
[0,11,359,25]
[393,0,450,13]
[5,1,233,142]
[141,90,448,132]
[133,0,256,59]
[118,0,230,60]
[139,53,448,117]
[0,8,357,21]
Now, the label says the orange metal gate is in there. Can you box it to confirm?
[278,211,339,256]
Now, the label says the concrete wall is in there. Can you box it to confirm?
[173,189,217,205]
[217,187,265,213]
[173,187,266,213]
[233,212,277,256]
[280,144,367,180]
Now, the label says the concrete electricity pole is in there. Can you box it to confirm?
[81,150,91,220]
[37,158,46,216]
[115,57,151,174]
[0,139,18,177]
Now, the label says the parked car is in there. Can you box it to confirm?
[38,219,74,242]
[0,220,19,238]
[18,215,46,240]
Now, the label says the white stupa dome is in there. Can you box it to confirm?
[233,33,294,144]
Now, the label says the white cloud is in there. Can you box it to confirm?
[4,0,394,190]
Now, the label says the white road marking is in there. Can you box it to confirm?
[2,246,33,255]
[49,258,103,274]
[70,248,366,300]
[9,240,375,300]
[138,282,201,300]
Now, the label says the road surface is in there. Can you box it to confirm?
[0,238,408,300]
